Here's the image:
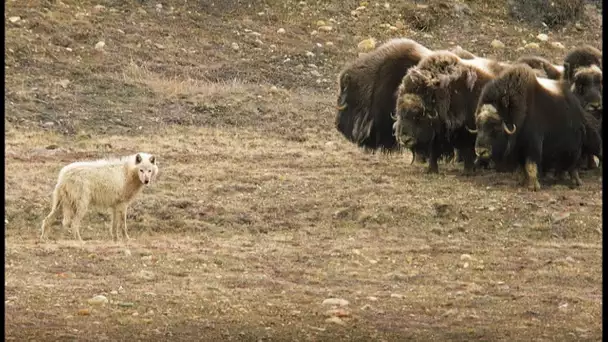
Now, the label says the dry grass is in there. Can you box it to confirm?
[4,0,603,340]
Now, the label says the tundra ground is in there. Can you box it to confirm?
[5,0,603,340]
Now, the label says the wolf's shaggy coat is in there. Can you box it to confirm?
[40,152,159,242]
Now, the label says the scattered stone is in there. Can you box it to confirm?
[491,39,505,49]
[463,262,470,268]
[551,212,570,223]
[118,302,135,307]
[305,51,315,57]
[277,28,286,34]
[356,6,366,11]
[325,316,346,325]
[57,79,70,89]
[390,293,404,299]
[316,20,326,26]
[324,308,350,317]
[310,70,321,77]
[124,249,132,257]
[137,270,155,281]
[536,33,549,42]
[88,295,109,306]
[360,304,372,310]
[295,64,304,71]
[388,26,398,31]
[155,3,162,10]
[524,42,540,49]
[325,41,334,47]
[357,38,376,52]
[575,23,583,31]
[154,43,165,50]
[8,16,21,23]
[270,86,278,92]
[78,308,91,316]
[460,254,473,261]
[110,290,118,295]
[94,41,106,51]
[318,25,333,32]
[93,5,105,11]
[565,256,575,263]
[322,298,349,306]
[551,42,565,50]
[254,39,263,46]
[310,30,318,36]
[269,44,277,49]
[42,121,55,128]
[231,42,239,51]
[367,296,378,301]
[384,3,390,9]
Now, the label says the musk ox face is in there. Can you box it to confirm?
[392,92,440,149]
[470,104,516,162]
[571,66,603,115]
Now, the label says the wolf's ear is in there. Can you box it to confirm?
[135,153,142,164]
[149,155,156,165]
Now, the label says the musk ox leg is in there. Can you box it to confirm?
[569,169,583,187]
[458,148,477,176]
[524,159,541,191]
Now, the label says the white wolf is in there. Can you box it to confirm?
[40,152,159,242]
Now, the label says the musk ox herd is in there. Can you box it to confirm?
[335,38,603,192]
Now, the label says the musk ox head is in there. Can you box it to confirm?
[570,65,603,116]
[392,89,439,149]
[469,104,516,162]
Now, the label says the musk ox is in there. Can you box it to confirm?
[335,38,486,154]
[515,55,564,80]
[391,50,508,174]
[470,64,601,191]
[40,152,159,242]
[563,45,602,83]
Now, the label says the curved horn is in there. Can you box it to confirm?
[427,109,439,119]
[502,122,517,135]
[390,111,398,120]
[466,126,478,134]
[336,104,347,110]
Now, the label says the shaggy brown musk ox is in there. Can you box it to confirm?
[391,50,509,174]
[335,38,482,154]
[471,64,602,191]
[515,55,564,80]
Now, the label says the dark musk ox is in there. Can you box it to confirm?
[563,45,603,169]
[391,50,508,174]
[470,64,602,191]
[335,38,482,155]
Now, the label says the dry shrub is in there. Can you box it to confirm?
[402,2,452,32]
[508,0,585,28]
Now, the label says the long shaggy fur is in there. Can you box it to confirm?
[392,50,504,173]
[562,45,602,82]
[40,152,159,242]
[473,64,599,190]
[335,38,433,153]
[516,55,564,80]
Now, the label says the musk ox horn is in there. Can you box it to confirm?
[336,104,347,110]
[390,111,398,121]
[466,126,478,134]
[502,122,517,135]
[427,109,439,119]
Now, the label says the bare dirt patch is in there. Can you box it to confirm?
[5,0,603,340]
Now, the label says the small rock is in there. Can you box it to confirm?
[360,304,372,310]
[551,212,570,223]
[277,28,286,34]
[565,256,575,263]
[310,30,318,36]
[254,39,263,46]
[310,70,321,77]
[93,5,105,11]
[367,296,378,301]
[305,51,315,57]
[110,290,118,295]
[78,308,91,316]
[325,41,334,47]
[137,270,155,281]
[512,223,523,228]
[42,121,55,128]
[491,39,505,49]
[57,79,70,89]
[295,64,304,71]
[124,249,132,257]
[460,254,473,261]
[318,26,333,32]
[388,26,398,31]
[154,43,165,50]
[575,23,583,31]
[270,85,278,92]
[322,298,349,306]
[94,41,106,50]
[324,309,350,317]
[463,262,470,268]
[357,38,376,52]
[390,293,404,299]
[88,295,109,306]
[536,33,549,42]
[118,302,135,307]
[325,316,345,325]
[8,16,21,23]
[551,42,565,50]
[269,44,277,49]
[155,3,162,10]
[384,2,390,9]
[66,47,73,52]
[316,20,326,26]
[525,42,540,49]
[356,6,366,11]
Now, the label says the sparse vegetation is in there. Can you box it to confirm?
[4,0,602,340]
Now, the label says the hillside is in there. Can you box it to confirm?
[4,0,603,340]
